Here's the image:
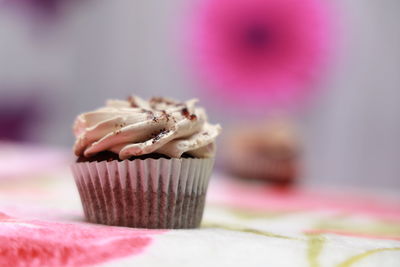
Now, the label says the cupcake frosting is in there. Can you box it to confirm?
[73,96,221,159]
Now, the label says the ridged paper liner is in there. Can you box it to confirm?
[71,158,214,229]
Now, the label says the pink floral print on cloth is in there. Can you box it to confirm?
[0,212,163,267]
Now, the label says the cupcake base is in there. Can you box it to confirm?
[71,157,213,229]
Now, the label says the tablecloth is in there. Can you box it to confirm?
[0,143,399,267]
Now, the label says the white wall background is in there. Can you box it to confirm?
[0,0,399,189]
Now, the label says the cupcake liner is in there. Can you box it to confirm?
[71,158,214,229]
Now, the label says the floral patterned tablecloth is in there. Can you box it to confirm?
[0,143,399,267]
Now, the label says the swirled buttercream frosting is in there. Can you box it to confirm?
[73,96,221,159]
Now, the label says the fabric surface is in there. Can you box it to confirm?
[0,143,399,267]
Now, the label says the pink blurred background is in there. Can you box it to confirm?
[0,0,399,190]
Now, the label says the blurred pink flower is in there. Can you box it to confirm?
[4,0,70,19]
[185,0,335,109]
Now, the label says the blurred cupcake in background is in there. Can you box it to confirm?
[223,118,299,185]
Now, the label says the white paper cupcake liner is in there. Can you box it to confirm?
[71,158,214,229]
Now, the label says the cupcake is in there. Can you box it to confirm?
[70,96,221,229]
[223,118,299,184]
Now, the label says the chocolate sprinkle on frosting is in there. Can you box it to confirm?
[127,96,139,108]
[152,129,170,144]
